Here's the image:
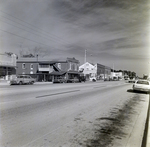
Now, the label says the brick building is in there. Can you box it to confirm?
[16,57,80,82]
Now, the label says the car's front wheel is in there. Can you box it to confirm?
[31,81,34,84]
[19,81,23,85]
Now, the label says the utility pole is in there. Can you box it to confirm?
[113,63,114,72]
[36,54,38,82]
[84,49,87,63]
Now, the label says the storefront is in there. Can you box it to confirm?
[0,53,17,79]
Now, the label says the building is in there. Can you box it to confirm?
[0,53,17,79]
[111,72,123,80]
[79,62,96,80]
[96,63,111,80]
[79,62,111,80]
[16,57,80,82]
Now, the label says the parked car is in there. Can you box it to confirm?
[133,80,150,93]
[10,75,36,85]
[67,77,80,83]
[128,78,136,83]
[79,76,86,82]
[53,77,66,83]
[89,77,96,82]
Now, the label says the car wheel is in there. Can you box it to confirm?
[19,81,23,85]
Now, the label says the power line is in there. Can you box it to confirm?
[0,15,70,46]
[0,10,72,45]
[0,28,53,48]
[0,19,67,45]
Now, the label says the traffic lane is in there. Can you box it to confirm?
[1,83,138,147]
[0,80,126,102]
[1,82,129,122]
[28,87,148,147]
[0,81,128,111]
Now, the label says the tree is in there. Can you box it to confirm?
[19,46,50,58]
[5,52,13,56]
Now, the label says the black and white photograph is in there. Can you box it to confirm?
[0,0,150,146]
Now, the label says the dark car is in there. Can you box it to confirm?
[67,77,80,83]
[53,77,66,83]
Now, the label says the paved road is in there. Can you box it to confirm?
[0,81,149,147]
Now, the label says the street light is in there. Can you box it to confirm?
[36,54,38,81]
[36,54,38,62]
[84,49,87,63]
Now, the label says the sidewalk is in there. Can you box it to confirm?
[0,80,53,86]
[0,80,9,85]
[146,102,150,147]
[0,80,97,86]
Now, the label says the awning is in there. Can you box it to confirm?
[67,71,80,74]
[0,65,17,68]
[49,71,66,76]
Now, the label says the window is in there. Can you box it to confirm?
[39,65,49,68]
[77,64,79,70]
[22,63,25,69]
[58,63,61,69]
[137,81,149,85]
[74,64,77,71]
[69,62,72,70]
[30,64,33,70]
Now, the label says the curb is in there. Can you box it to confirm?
[145,95,150,147]
[35,82,53,85]
[0,81,53,86]
[126,95,149,147]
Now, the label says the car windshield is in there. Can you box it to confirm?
[137,81,149,85]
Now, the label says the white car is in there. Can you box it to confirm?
[133,80,150,93]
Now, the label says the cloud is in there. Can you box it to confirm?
[0,0,149,75]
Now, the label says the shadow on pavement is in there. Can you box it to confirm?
[127,89,150,94]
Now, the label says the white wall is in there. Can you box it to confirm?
[0,53,16,67]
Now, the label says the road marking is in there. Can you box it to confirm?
[36,90,80,98]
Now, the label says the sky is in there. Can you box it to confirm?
[0,0,150,76]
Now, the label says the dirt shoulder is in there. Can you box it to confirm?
[70,93,149,147]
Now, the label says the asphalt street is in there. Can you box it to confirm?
[0,81,149,147]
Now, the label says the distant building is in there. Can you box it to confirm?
[79,62,111,80]
[16,57,80,82]
[79,62,96,80]
[111,72,123,80]
[0,53,17,79]
[96,63,111,80]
